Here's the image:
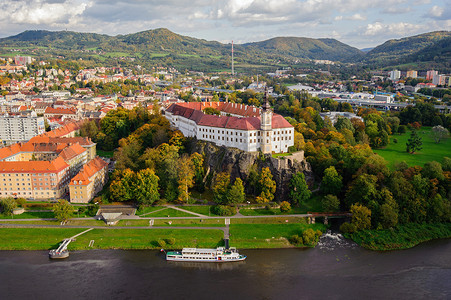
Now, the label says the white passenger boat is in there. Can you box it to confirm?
[166,247,246,262]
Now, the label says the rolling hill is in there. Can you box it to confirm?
[1,29,450,72]
[363,31,451,66]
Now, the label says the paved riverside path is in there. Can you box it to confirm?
[0,213,311,222]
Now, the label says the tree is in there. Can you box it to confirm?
[203,107,220,115]
[422,161,445,181]
[213,172,231,205]
[280,201,291,212]
[406,129,422,154]
[53,200,73,224]
[177,155,195,203]
[380,202,398,229]
[289,172,311,205]
[0,198,17,216]
[258,167,276,203]
[320,166,343,195]
[322,195,340,212]
[350,204,371,231]
[345,174,378,207]
[228,178,245,204]
[191,152,205,192]
[431,125,449,143]
[135,169,160,206]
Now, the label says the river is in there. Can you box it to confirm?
[0,233,449,300]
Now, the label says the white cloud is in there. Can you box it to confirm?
[0,0,91,25]
[364,21,427,36]
[428,5,444,17]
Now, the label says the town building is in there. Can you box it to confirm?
[69,157,108,203]
[0,112,45,144]
[389,70,401,81]
[426,70,438,81]
[0,121,106,201]
[406,70,418,78]
[164,97,294,154]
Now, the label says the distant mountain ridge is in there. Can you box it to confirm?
[1,28,450,71]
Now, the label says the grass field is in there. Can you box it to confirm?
[117,218,225,227]
[0,228,85,250]
[230,217,307,224]
[144,208,198,218]
[136,206,164,215]
[96,150,114,158]
[374,127,451,168]
[0,212,55,219]
[69,228,224,250]
[229,223,326,248]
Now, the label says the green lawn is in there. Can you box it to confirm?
[229,223,326,248]
[181,205,223,216]
[96,150,114,158]
[231,217,307,224]
[240,197,322,216]
[117,218,225,227]
[0,212,55,219]
[145,208,198,218]
[0,228,85,250]
[136,206,164,215]
[69,228,224,250]
[374,127,451,168]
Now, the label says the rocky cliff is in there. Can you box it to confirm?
[191,141,313,201]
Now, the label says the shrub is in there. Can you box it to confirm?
[280,201,291,212]
[86,204,99,217]
[289,235,303,245]
[0,198,18,216]
[340,222,356,233]
[211,205,236,216]
[14,198,26,207]
[302,228,317,246]
[157,239,166,248]
[393,138,398,144]
[321,194,340,212]
[165,238,176,245]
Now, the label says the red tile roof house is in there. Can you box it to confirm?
[164,101,294,154]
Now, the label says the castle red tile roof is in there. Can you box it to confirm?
[167,103,293,131]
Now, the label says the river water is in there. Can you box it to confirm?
[0,233,449,300]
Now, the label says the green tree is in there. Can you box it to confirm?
[135,169,160,206]
[322,194,340,212]
[320,166,343,196]
[177,155,195,203]
[228,178,245,204]
[280,201,291,212]
[422,161,445,181]
[0,198,17,216]
[350,204,371,231]
[345,174,378,207]
[213,172,231,205]
[53,200,73,224]
[258,167,276,203]
[406,129,422,154]
[191,152,205,192]
[289,172,311,205]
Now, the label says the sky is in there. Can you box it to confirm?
[0,0,450,49]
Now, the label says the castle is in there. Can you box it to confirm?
[164,97,294,154]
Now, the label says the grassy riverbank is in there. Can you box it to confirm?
[346,223,451,251]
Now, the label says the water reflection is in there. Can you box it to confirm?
[167,260,246,271]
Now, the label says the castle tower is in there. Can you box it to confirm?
[260,88,272,154]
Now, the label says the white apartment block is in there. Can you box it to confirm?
[0,114,45,144]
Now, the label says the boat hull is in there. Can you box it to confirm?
[167,256,246,263]
[49,250,69,259]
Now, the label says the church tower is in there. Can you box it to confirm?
[260,88,272,154]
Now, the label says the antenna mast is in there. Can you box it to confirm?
[231,40,234,77]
